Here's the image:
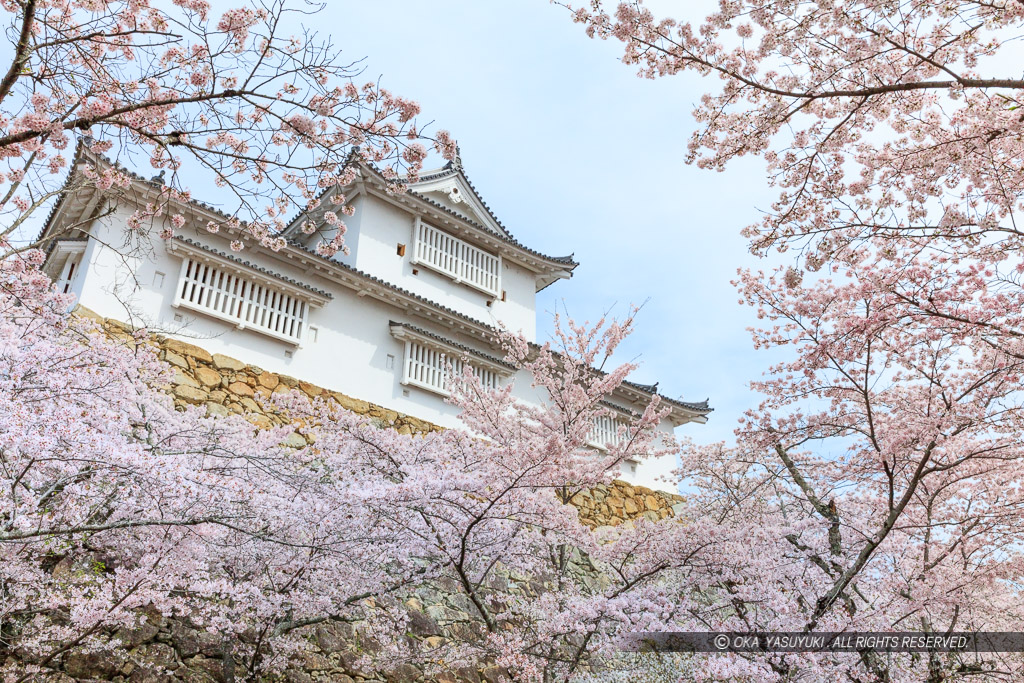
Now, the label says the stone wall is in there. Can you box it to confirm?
[569,482,682,528]
[87,309,683,529]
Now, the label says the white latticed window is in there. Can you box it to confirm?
[402,340,501,396]
[588,414,631,449]
[55,254,82,294]
[173,256,309,344]
[413,221,500,296]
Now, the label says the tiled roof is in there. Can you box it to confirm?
[39,141,240,244]
[621,383,712,414]
[414,163,517,238]
[274,151,577,270]
[48,142,577,267]
[285,239,500,332]
[35,141,92,244]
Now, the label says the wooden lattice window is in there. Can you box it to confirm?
[55,253,82,294]
[588,414,632,449]
[401,340,501,396]
[413,221,500,296]
[173,256,309,345]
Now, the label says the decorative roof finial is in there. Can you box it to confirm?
[151,170,166,185]
[453,144,462,171]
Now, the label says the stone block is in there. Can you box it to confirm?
[65,647,122,679]
[296,651,330,671]
[239,396,260,412]
[384,662,422,682]
[183,656,226,683]
[163,350,189,369]
[406,609,441,637]
[135,642,179,671]
[227,381,254,397]
[454,667,481,683]
[170,621,201,659]
[282,432,307,448]
[324,674,356,683]
[332,392,370,414]
[194,366,222,387]
[72,304,104,321]
[313,623,348,654]
[423,636,445,649]
[246,414,272,429]
[171,368,200,388]
[174,385,208,403]
[205,402,229,418]
[481,666,511,683]
[164,339,213,363]
[105,318,134,333]
[179,667,218,683]
[211,353,245,371]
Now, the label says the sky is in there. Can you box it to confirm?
[314,0,782,445]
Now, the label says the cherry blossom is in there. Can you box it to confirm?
[0,265,711,681]
[563,1,1024,679]
[0,0,459,260]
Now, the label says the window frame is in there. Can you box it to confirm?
[411,218,502,297]
[168,240,329,347]
[390,322,512,397]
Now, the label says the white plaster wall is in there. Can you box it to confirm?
[69,207,679,492]
[633,418,683,492]
[487,259,537,341]
[345,194,538,340]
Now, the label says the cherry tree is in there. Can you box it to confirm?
[671,264,1024,681]
[558,1,1024,680]
[564,0,1024,346]
[0,258,725,682]
[0,254,436,681]
[0,0,455,259]
[285,311,728,683]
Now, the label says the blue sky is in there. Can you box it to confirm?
[322,1,781,445]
